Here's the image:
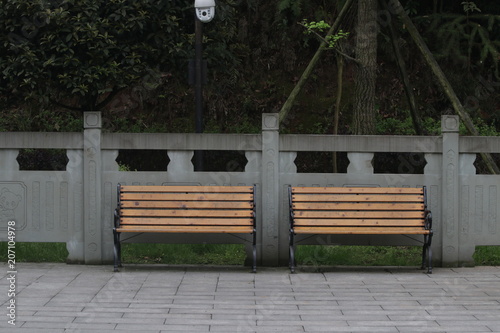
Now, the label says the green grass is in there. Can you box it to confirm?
[1,243,500,267]
[0,242,68,263]
[296,245,423,266]
[121,243,246,265]
[0,242,246,265]
[473,246,500,265]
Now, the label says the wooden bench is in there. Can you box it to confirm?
[113,185,256,272]
[288,186,433,273]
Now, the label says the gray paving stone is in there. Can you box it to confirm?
[342,309,428,316]
[214,325,305,332]
[143,313,212,320]
[7,329,63,333]
[49,293,96,302]
[396,329,490,333]
[72,316,166,325]
[20,315,76,323]
[391,314,478,321]
[16,297,53,306]
[33,310,124,319]
[118,323,210,331]
[71,330,160,333]
[397,324,493,332]
[2,263,500,332]
[485,322,500,332]
[22,321,118,330]
[22,305,85,313]
[349,320,439,327]
[304,326,399,332]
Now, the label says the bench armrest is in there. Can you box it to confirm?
[114,208,120,229]
[114,184,122,230]
[424,210,432,230]
[288,186,294,232]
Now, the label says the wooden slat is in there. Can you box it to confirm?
[292,202,424,211]
[293,219,425,227]
[115,185,256,239]
[294,226,430,234]
[121,185,253,193]
[292,194,423,202]
[292,187,423,194]
[116,225,253,233]
[120,217,253,226]
[120,200,253,209]
[292,209,424,218]
[121,192,253,201]
[120,209,253,218]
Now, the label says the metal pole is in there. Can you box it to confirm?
[194,17,204,171]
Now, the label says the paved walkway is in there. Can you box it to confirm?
[1,263,500,332]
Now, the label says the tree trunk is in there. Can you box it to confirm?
[334,56,344,137]
[333,55,344,173]
[353,0,378,135]
[383,0,423,135]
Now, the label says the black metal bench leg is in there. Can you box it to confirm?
[427,246,433,274]
[420,233,434,274]
[421,240,427,270]
[252,232,257,273]
[117,236,122,268]
[114,231,123,272]
[426,233,433,274]
[289,231,295,273]
[113,230,120,272]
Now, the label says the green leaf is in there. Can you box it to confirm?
[43,55,56,67]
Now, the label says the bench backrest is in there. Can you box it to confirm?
[289,186,431,234]
[116,185,256,233]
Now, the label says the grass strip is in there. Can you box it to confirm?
[121,243,246,265]
[295,245,422,266]
[1,243,499,266]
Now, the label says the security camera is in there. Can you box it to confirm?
[195,0,216,23]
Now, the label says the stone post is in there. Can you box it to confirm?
[167,151,194,173]
[347,153,374,174]
[261,114,280,266]
[66,149,85,264]
[0,150,19,171]
[458,152,477,266]
[83,112,103,264]
[441,115,460,267]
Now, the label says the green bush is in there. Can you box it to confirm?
[376,110,499,136]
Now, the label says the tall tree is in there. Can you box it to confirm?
[352,0,378,135]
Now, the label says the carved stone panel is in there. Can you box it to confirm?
[0,182,26,231]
